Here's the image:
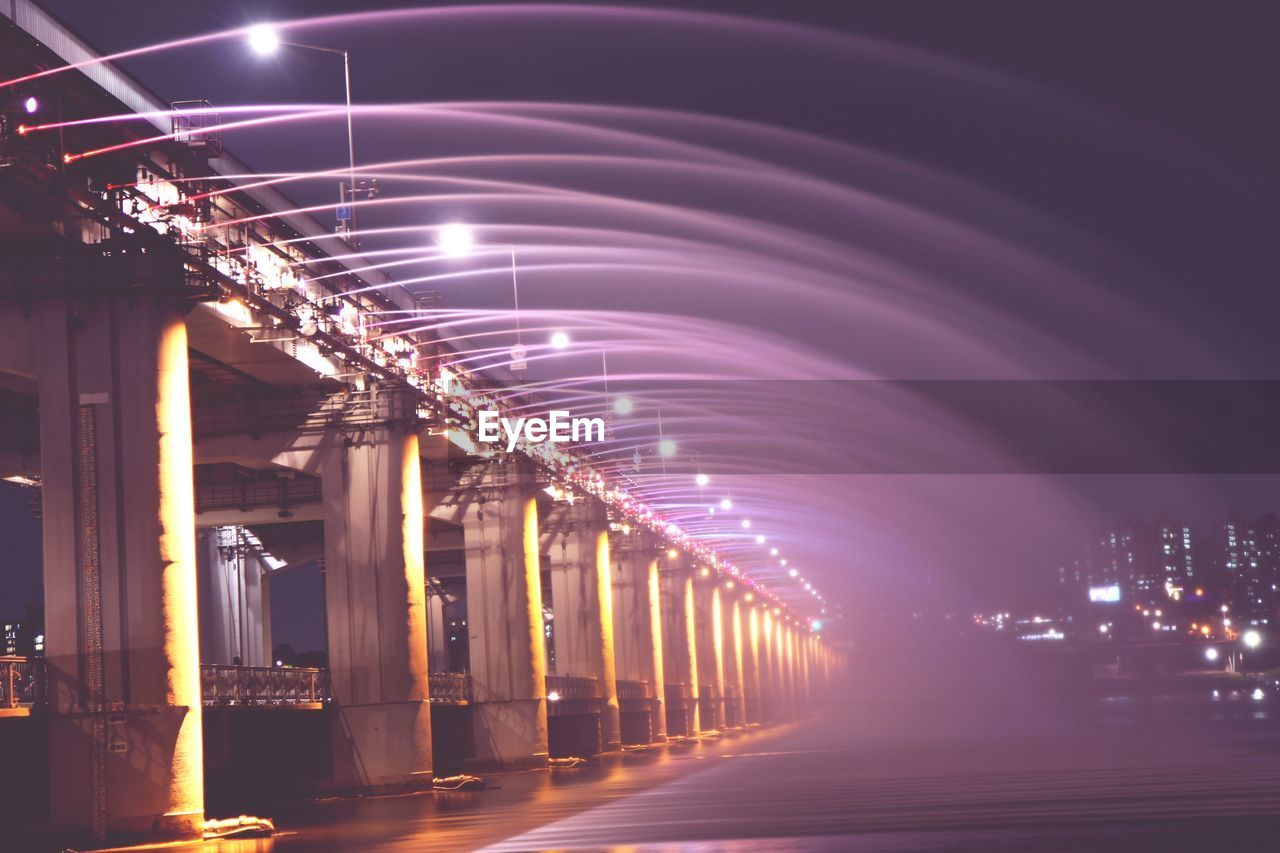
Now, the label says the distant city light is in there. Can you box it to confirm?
[755,534,765,544]
[1244,630,1263,649]
[1088,584,1121,603]
[789,568,798,578]
[549,331,571,351]
[770,548,778,556]
[696,473,710,487]
[613,396,634,415]
[720,498,732,510]
[658,438,677,456]
[547,690,561,702]
[23,96,37,114]
[741,519,751,529]
[437,222,474,256]
[247,23,281,56]
[1205,647,1220,662]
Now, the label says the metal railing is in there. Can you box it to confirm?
[429,671,472,704]
[615,679,653,712]
[0,656,43,711]
[615,679,651,701]
[545,673,600,716]
[664,682,693,704]
[200,664,328,707]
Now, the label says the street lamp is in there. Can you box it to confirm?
[248,24,361,244]
[437,223,475,257]
[1241,629,1262,675]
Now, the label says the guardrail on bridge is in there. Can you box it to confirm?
[200,664,328,708]
[545,674,600,715]
[429,671,472,704]
[0,656,43,715]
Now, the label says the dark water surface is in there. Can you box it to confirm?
[149,640,1280,852]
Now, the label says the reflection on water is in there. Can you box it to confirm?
[152,636,1280,852]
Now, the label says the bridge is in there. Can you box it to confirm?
[0,2,840,846]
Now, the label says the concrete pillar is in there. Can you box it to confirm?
[458,462,548,770]
[660,557,699,736]
[36,296,204,842]
[762,608,780,721]
[426,586,448,672]
[321,416,433,789]
[198,527,272,667]
[544,499,621,751]
[744,603,762,723]
[779,622,795,717]
[725,591,746,727]
[611,530,667,742]
[694,576,726,731]
[800,633,813,703]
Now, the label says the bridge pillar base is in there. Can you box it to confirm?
[33,295,204,845]
[445,461,550,771]
[329,701,437,790]
[321,417,433,790]
[467,699,550,772]
[611,532,668,744]
[544,500,622,752]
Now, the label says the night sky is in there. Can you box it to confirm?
[4,1,1280,643]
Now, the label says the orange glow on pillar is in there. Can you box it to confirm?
[647,557,666,713]
[523,495,549,705]
[684,575,700,733]
[155,316,204,832]
[596,530,620,713]
[400,430,430,704]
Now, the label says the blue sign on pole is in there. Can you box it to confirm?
[336,205,352,222]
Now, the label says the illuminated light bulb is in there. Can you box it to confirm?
[437,223,474,256]
[741,519,751,529]
[695,473,709,487]
[23,96,37,114]
[770,548,778,556]
[788,568,798,578]
[658,438,676,457]
[550,331,571,350]
[247,23,281,55]
[720,498,732,510]
[667,549,678,559]
[780,559,787,566]
[613,396,634,415]
[755,534,765,545]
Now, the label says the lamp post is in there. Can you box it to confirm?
[248,24,365,246]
